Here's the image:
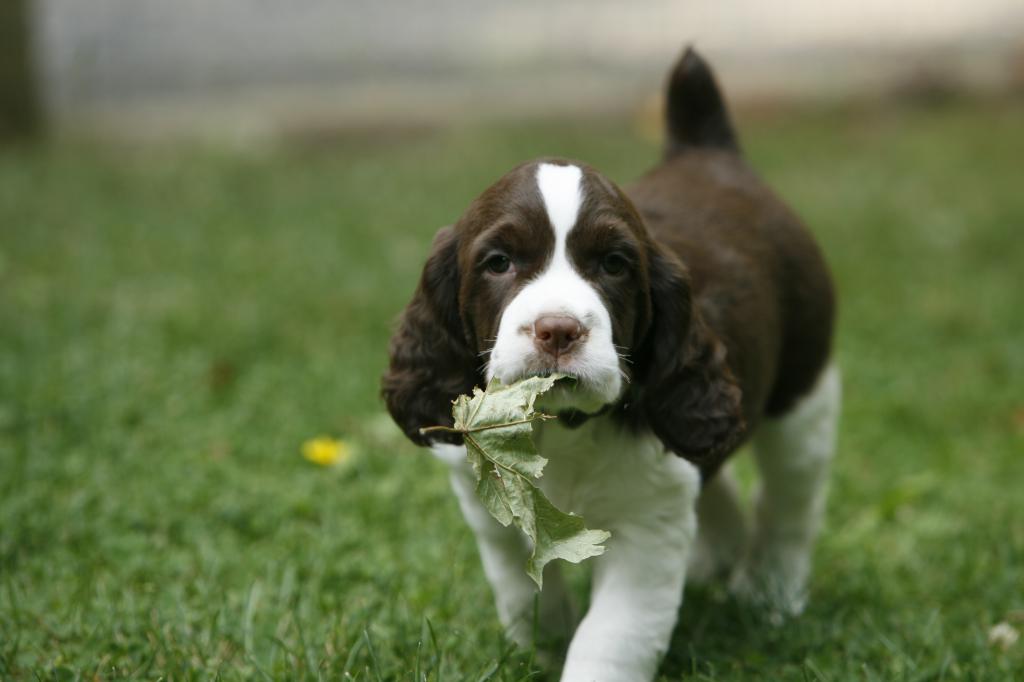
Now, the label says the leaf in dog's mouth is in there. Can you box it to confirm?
[531,369,580,384]
[420,373,610,588]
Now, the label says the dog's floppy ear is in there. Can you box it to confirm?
[382,227,478,446]
[635,243,745,472]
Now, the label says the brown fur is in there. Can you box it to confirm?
[382,49,835,478]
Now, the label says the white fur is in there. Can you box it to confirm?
[432,365,840,679]
[731,364,841,616]
[433,443,575,647]
[433,418,701,682]
[486,163,622,406]
[536,163,583,250]
[436,165,841,676]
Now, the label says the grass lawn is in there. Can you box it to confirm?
[2,99,1023,680]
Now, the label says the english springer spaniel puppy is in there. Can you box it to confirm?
[383,48,838,681]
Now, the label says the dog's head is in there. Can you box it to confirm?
[382,158,744,467]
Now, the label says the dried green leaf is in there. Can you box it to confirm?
[424,374,610,588]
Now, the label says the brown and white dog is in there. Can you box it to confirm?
[383,49,838,681]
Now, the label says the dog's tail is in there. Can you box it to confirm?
[664,47,740,156]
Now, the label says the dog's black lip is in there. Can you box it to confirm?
[556,404,613,429]
[556,408,592,429]
[524,372,608,428]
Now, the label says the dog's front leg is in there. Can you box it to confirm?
[434,444,574,648]
[561,488,698,681]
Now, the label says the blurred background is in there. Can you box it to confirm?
[2,1,1023,679]
[5,0,1024,139]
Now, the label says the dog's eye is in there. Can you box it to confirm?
[484,253,513,274]
[601,253,628,276]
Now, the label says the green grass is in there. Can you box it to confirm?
[2,100,1023,680]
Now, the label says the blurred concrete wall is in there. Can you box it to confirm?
[34,0,1024,137]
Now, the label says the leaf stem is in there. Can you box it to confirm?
[418,425,461,435]
[466,415,557,433]
[419,413,556,436]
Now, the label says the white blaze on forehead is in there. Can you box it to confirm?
[535,163,583,254]
[486,161,622,406]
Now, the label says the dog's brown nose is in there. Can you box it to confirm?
[534,315,583,358]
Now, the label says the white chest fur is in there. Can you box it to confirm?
[432,418,702,682]
[533,417,700,532]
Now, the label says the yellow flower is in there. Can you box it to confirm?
[301,436,352,467]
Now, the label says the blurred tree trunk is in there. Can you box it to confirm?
[0,0,43,140]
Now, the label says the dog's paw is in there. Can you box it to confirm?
[687,533,742,585]
[729,542,811,621]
